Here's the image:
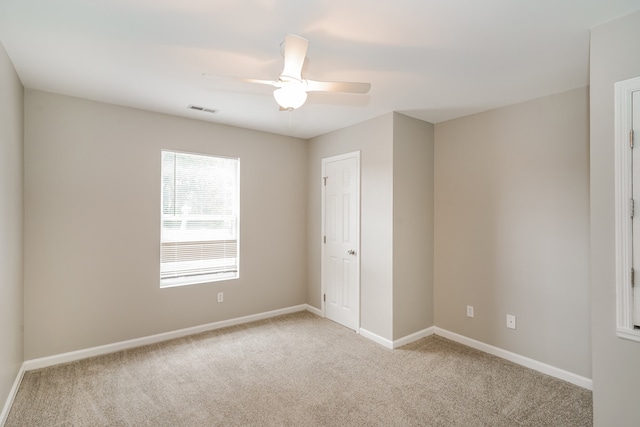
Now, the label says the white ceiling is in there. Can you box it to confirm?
[1,0,640,139]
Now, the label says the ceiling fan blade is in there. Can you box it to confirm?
[281,34,308,80]
[305,79,371,94]
[202,74,278,87]
[243,78,279,86]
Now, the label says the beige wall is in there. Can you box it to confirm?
[590,10,640,426]
[24,90,308,359]
[434,87,591,378]
[308,114,394,339]
[392,113,434,338]
[0,42,23,412]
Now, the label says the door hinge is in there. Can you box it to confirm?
[323,235,326,244]
[323,293,326,302]
[323,176,328,186]
[632,198,635,218]
[632,268,635,288]
[631,129,635,149]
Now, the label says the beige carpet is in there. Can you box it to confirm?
[6,311,592,426]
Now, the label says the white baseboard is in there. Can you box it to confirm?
[359,328,394,348]
[393,327,435,348]
[358,325,592,390]
[305,304,322,317]
[359,327,436,349]
[0,362,26,426]
[435,327,593,390]
[24,304,310,371]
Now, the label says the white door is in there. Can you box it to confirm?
[632,90,640,326]
[322,152,360,331]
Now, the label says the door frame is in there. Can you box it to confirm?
[321,151,361,331]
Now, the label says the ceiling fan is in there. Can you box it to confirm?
[205,34,371,111]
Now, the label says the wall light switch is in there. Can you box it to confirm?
[217,292,224,303]
[506,314,516,329]
[467,305,474,318]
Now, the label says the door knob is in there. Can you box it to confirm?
[347,250,356,255]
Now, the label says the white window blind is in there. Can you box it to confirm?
[160,150,239,287]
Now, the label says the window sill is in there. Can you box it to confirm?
[160,272,238,288]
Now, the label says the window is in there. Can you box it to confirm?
[615,76,640,341]
[160,150,239,287]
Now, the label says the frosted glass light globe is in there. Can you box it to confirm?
[273,86,307,110]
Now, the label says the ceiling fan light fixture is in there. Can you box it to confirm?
[273,86,307,110]
[204,34,370,111]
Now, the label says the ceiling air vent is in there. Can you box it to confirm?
[188,105,217,114]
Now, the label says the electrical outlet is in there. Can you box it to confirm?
[506,314,516,329]
[467,305,474,318]
[217,292,224,303]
